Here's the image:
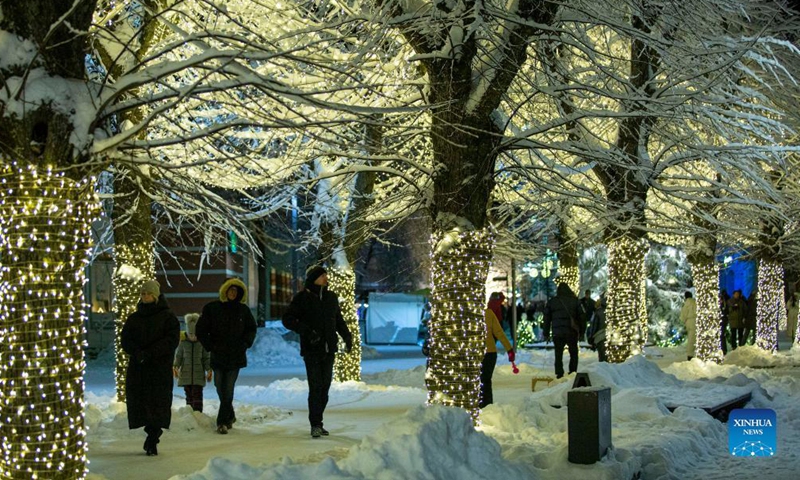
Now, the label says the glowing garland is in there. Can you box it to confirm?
[329,267,361,382]
[0,162,95,479]
[427,229,493,424]
[112,244,154,402]
[756,259,784,353]
[556,265,579,297]
[690,261,723,363]
[605,237,649,363]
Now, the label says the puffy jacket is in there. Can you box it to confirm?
[484,308,512,353]
[196,278,258,369]
[282,283,352,357]
[543,283,584,338]
[174,333,211,386]
[728,296,747,329]
[121,294,180,429]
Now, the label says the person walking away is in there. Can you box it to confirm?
[282,266,353,438]
[543,283,583,378]
[587,295,608,362]
[196,278,258,434]
[727,290,747,349]
[744,291,757,345]
[719,290,730,355]
[580,289,596,342]
[174,313,211,412]
[787,293,799,344]
[680,291,697,361]
[480,306,514,408]
[488,292,506,330]
[121,280,180,456]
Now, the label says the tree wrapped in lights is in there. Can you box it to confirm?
[756,259,784,353]
[605,237,649,362]
[0,164,96,479]
[427,229,493,423]
[689,262,724,363]
[329,267,362,382]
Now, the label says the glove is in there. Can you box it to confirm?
[307,330,321,345]
[345,338,353,354]
[507,349,515,363]
[206,370,213,382]
[172,367,180,378]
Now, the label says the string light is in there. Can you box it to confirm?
[556,264,579,296]
[605,237,649,363]
[329,267,361,382]
[690,261,723,363]
[756,259,784,353]
[111,244,154,402]
[427,228,493,424]
[0,162,95,479]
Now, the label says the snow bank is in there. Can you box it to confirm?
[247,327,304,367]
[723,344,800,368]
[172,406,530,480]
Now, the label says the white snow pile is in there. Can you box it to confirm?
[247,326,304,367]
[362,365,426,388]
[173,405,529,480]
[723,344,800,368]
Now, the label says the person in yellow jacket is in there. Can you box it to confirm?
[480,307,514,408]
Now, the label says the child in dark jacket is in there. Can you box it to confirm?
[173,313,211,412]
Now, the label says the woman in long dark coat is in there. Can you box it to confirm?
[121,280,180,456]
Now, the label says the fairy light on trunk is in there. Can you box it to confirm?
[756,258,784,353]
[605,237,649,363]
[0,162,96,478]
[426,229,492,424]
[556,265,579,297]
[330,267,361,382]
[690,261,723,363]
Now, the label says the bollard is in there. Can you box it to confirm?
[568,386,611,464]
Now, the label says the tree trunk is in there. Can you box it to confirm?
[330,266,361,381]
[111,179,155,402]
[687,255,723,363]
[556,223,580,295]
[0,163,96,479]
[755,258,784,353]
[605,236,649,362]
[427,229,494,422]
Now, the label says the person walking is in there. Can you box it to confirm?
[480,306,514,408]
[680,291,697,361]
[196,278,258,434]
[587,295,608,362]
[173,313,212,412]
[719,290,730,355]
[282,266,353,438]
[542,283,583,378]
[121,280,180,456]
[580,289,596,341]
[727,290,747,349]
[787,293,799,344]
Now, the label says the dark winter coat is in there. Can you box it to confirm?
[282,282,352,357]
[174,332,211,386]
[121,294,180,430]
[745,295,758,330]
[728,295,747,329]
[587,300,607,345]
[196,278,258,370]
[543,283,584,339]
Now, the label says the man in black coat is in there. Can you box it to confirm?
[282,265,353,438]
[196,277,258,434]
[580,289,596,341]
[121,280,180,456]
[543,283,584,378]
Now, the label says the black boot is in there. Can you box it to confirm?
[144,426,162,456]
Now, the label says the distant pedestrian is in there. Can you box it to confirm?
[196,278,258,434]
[173,313,211,412]
[580,289,596,341]
[121,280,180,456]
[480,306,514,408]
[787,293,799,344]
[587,295,607,362]
[727,290,747,349]
[543,283,583,378]
[680,291,697,361]
[282,266,353,438]
[719,290,730,355]
[744,291,757,345]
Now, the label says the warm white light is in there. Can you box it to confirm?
[605,237,649,363]
[330,267,361,382]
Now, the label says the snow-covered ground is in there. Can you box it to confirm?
[84,328,800,480]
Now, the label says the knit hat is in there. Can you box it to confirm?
[184,313,200,335]
[305,265,327,285]
[141,279,161,297]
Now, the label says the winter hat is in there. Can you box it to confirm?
[141,279,161,297]
[305,265,327,285]
[184,313,200,335]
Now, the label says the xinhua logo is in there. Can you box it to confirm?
[729,408,777,457]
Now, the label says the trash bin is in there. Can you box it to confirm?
[568,386,611,464]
